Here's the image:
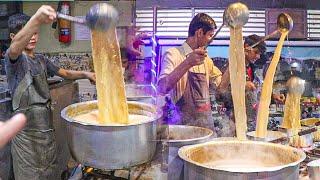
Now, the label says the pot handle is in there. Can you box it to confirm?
[298,127,317,136]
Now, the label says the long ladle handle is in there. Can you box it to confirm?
[249,30,279,49]
[57,12,86,24]
[205,23,224,48]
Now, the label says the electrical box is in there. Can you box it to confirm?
[266,9,307,39]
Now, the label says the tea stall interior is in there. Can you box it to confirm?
[0,0,320,180]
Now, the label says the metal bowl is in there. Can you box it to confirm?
[61,100,157,170]
[178,140,306,180]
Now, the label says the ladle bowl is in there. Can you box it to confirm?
[286,76,305,95]
[249,13,293,49]
[277,13,294,33]
[86,3,119,31]
[207,2,249,47]
[223,2,249,29]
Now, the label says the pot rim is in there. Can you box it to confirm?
[167,125,213,144]
[301,118,320,126]
[246,130,287,142]
[61,100,159,127]
[178,140,306,173]
[307,159,320,167]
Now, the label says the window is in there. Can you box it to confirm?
[136,8,320,40]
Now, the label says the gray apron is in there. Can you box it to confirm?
[168,71,216,180]
[176,71,216,134]
[11,58,58,180]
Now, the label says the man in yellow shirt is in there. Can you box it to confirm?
[158,13,229,132]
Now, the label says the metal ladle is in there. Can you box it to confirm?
[287,76,305,95]
[249,13,293,49]
[206,2,249,48]
[57,3,119,31]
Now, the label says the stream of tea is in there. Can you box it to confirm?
[229,28,247,140]
[255,31,289,138]
[90,29,129,124]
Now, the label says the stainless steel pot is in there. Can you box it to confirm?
[301,118,320,141]
[178,140,306,180]
[247,130,288,144]
[287,127,314,148]
[61,100,157,170]
[167,125,213,180]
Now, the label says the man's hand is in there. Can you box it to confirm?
[0,114,26,148]
[185,48,207,67]
[245,81,256,91]
[85,72,96,85]
[273,93,285,104]
[33,5,57,25]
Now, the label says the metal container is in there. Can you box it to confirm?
[167,125,213,180]
[301,118,320,141]
[127,96,154,104]
[61,100,157,170]
[178,140,306,180]
[247,130,288,144]
[126,84,155,104]
[307,159,320,180]
[287,127,314,148]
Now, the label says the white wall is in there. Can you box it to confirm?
[23,1,133,53]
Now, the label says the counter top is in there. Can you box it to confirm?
[0,75,75,93]
[48,76,74,90]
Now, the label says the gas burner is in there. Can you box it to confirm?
[62,165,130,180]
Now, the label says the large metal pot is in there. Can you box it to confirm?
[178,140,306,180]
[167,125,213,180]
[61,100,157,170]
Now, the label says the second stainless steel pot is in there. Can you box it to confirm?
[179,140,306,180]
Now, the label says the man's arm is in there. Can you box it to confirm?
[158,48,207,94]
[57,69,96,83]
[9,5,56,60]
[216,66,230,94]
[0,114,26,148]
[158,59,191,95]
[216,65,257,94]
